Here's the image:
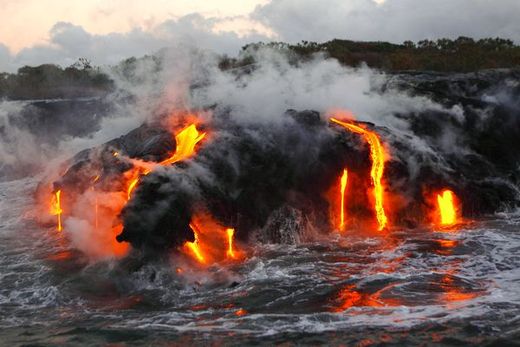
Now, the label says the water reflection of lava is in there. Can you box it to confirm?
[331,232,484,312]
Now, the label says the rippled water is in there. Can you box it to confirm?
[1,178,520,346]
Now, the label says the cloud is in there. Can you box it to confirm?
[0,43,16,72]
[0,14,271,72]
[2,0,520,72]
[252,0,520,44]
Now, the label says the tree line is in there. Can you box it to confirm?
[2,37,519,100]
[0,58,113,100]
[226,37,520,72]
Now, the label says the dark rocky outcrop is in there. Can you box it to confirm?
[49,69,520,258]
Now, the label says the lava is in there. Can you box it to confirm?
[125,123,206,200]
[235,308,247,316]
[339,168,348,232]
[127,177,140,200]
[45,120,207,259]
[226,228,236,259]
[50,190,63,232]
[159,124,206,166]
[330,118,388,231]
[185,224,206,264]
[437,190,458,226]
[182,213,244,265]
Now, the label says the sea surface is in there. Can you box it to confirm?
[1,177,519,346]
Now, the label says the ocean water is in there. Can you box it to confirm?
[1,177,519,346]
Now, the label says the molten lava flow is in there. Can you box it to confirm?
[44,122,207,259]
[330,118,388,231]
[182,213,244,265]
[226,228,236,259]
[185,224,206,264]
[437,190,457,226]
[160,124,206,166]
[127,177,140,200]
[125,124,206,201]
[50,190,63,231]
[339,169,348,232]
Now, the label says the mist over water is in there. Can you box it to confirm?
[1,49,520,345]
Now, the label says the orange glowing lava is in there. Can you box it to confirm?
[185,224,206,264]
[125,123,206,201]
[235,308,247,316]
[437,190,458,226]
[127,177,140,200]
[160,124,206,166]
[226,228,236,259]
[182,213,244,265]
[50,190,63,231]
[330,118,388,231]
[339,168,348,231]
[43,121,207,260]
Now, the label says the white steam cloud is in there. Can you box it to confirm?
[1,45,476,260]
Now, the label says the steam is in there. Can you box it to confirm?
[3,44,518,261]
[0,101,39,167]
[192,49,442,124]
[0,46,456,180]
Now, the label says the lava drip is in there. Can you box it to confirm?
[330,118,388,231]
[437,190,458,226]
[226,228,236,259]
[127,177,140,200]
[185,224,206,264]
[50,190,63,232]
[181,213,244,265]
[339,169,348,232]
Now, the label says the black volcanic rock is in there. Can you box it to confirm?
[48,69,520,258]
[117,110,366,253]
[55,122,175,196]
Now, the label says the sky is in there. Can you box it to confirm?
[1,0,519,72]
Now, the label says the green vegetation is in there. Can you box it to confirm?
[2,37,519,100]
[236,37,520,72]
[0,58,113,100]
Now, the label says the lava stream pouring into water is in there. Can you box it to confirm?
[339,169,348,232]
[330,118,388,231]
[226,228,236,259]
[186,224,206,264]
[437,190,458,226]
[50,190,63,232]
[182,213,245,265]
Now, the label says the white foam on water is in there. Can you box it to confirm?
[1,176,520,340]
